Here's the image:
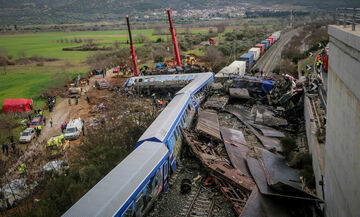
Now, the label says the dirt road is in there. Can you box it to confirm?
[252,27,302,75]
[1,70,115,183]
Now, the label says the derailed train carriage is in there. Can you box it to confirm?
[62,72,214,217]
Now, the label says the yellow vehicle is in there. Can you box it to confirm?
[184,55,196,65]
[68,84,82,97]
[68,75,82,97]
[45,134,70,158]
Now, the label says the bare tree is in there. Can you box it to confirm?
[201,47,225,71]
[216,23,227,33]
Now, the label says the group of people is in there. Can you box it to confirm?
[2,136,16,155]
[47,96,56,112]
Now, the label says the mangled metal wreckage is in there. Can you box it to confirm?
[181,73,323,216]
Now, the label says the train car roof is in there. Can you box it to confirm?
[62,141,169,217]
[176,72,214,96]
[136,93,190,146]
[124,73,201,87]
[136,72,214,146]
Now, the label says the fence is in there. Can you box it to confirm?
[336,8,360,31]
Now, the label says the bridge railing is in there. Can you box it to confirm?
[336,8,360,31]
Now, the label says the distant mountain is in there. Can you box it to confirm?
[0,0,359,25]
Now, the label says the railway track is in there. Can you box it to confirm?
[181,186,215,217]
[252,27,302,75]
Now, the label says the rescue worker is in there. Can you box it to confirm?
[39,110,43,118]
[86,96,90,104]
[28,113,32,121]
[75,96,79,105]
[82,120,85,136]
[18,163,26,176]
[68,98,71,106]
[50,118,53,127]
[2,143,8,155]
[11,142,15,152]
[37,125,42,136]
[84,89,87,95]
[43,117,46,126]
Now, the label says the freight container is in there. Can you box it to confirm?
[267,37,275,44]
[268,36,276,43]
[249,47,261,61]
[239,53,254,68]
[215,61,246,77]
[255,43,265,54]
[265,38,272,46]
[271,31,281,40]
[261,40,269,50]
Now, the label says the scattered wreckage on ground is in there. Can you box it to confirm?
[178,72,324,216]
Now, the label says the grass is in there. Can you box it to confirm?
[298,50,321,77]
[0,30,167,60]
[0,61,87,106]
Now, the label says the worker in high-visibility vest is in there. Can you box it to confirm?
[18,163,26,176]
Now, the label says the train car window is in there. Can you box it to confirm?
[174,128,178,138]
[164,160,169,178]
[135,192,145,215]
[138,79,143,82]
[122,202,133,217]
[172,134,176,144]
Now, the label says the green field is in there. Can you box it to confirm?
[0,61,87,106]
[0,29,212,61]
[0,28,211,108]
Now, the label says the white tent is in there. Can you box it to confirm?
[249,47,261,61]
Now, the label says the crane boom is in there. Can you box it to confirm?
[126,15,139,76]
[167,8,181,67]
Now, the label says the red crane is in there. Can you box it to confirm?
[167,8,182,67]
[126,15,139,76]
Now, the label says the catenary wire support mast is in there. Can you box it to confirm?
[126,15,139,76]
[167,8,182,67]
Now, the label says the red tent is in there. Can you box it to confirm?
[2,99,33,114]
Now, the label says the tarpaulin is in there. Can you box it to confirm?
[261,79,274,94]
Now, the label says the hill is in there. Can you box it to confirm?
[0,0,359,25]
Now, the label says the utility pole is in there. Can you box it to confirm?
[233,41,236,61]
[290,10,294,28]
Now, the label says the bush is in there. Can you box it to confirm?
[280,137,297,160]
[154,55,164,63]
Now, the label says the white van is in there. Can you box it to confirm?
[64,118,83,140]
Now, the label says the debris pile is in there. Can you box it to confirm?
[180,73,322,216]
[0,179,38,209]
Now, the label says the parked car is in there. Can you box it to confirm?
[29,117,42,129]
[19,128,36,143]
[95,78,110,89]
